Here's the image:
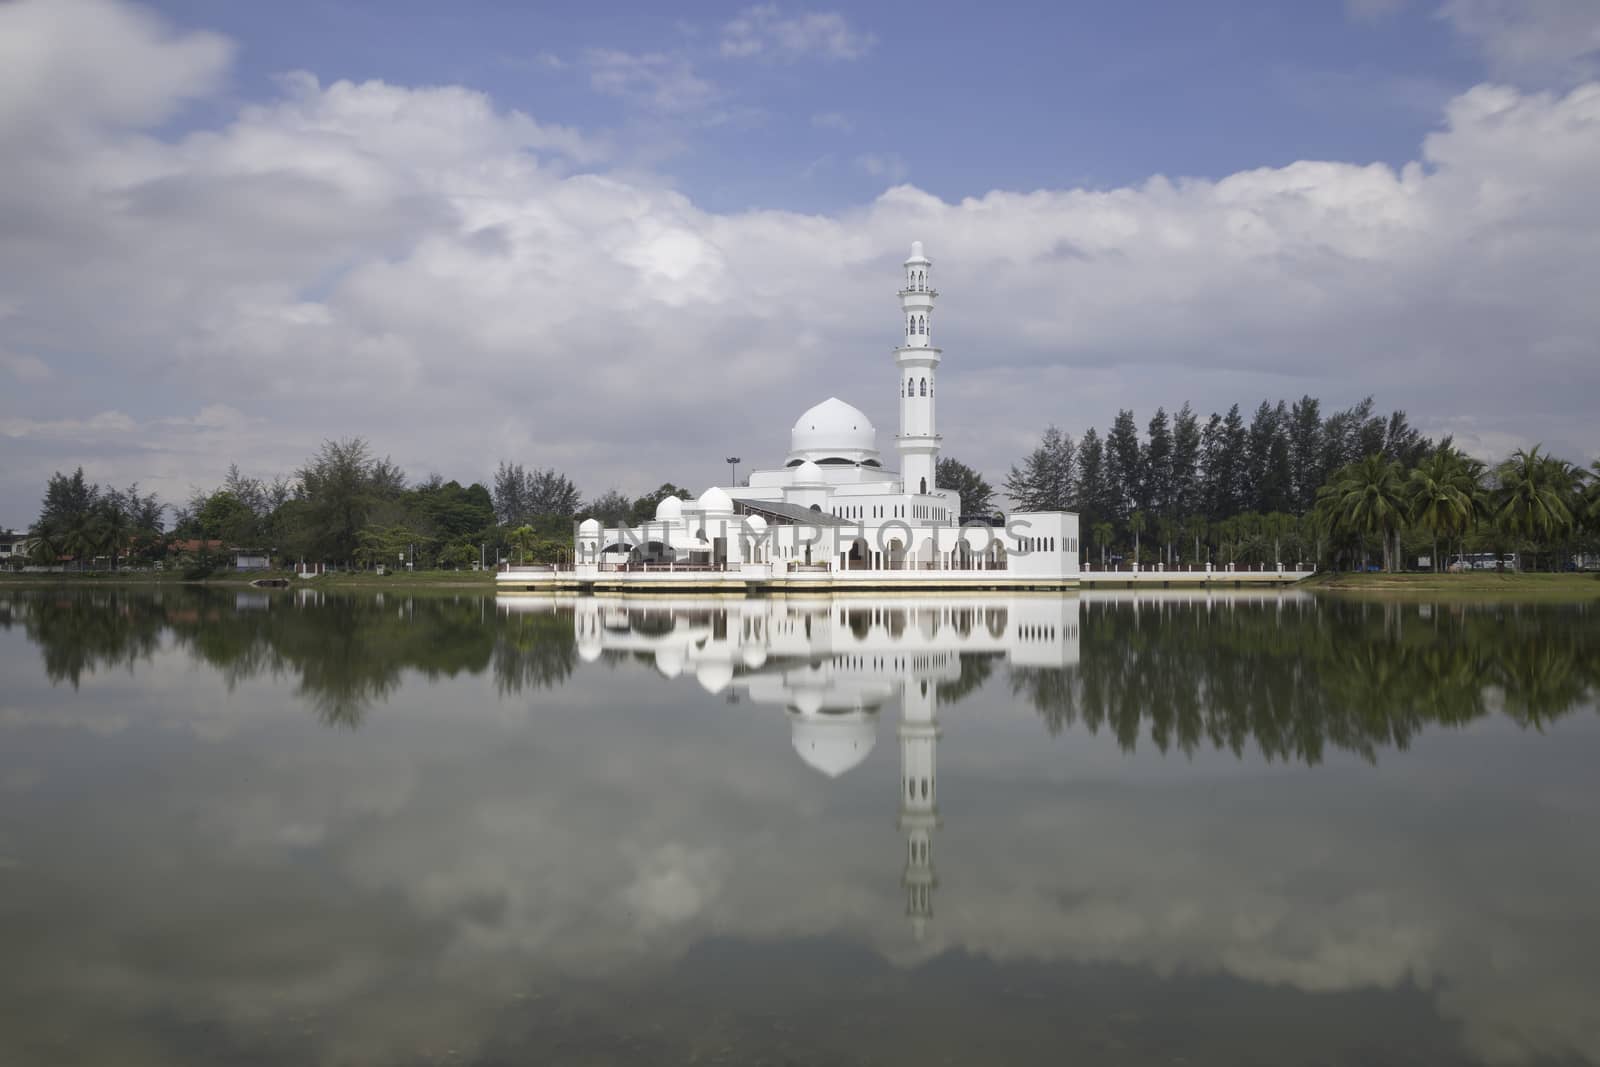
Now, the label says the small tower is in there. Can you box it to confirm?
[896,241,941,498]
[899,675,940,938]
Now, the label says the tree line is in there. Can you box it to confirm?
[18,438,703,573]
[1003,396,1600,570]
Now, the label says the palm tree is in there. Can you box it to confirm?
[1157,516,1178,566]
[1408,450,1473,574]
[1128,510,1147,567]
[1092,521,1113,568]
[1183,515,1208,567]
[1263,512,1297,568]
[1316,454,1407,571]
[1494,446,1575,570]
[1584,460,1600,537]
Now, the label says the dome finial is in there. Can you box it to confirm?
[910,240,923,258]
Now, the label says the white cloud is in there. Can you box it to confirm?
[1440,0,1600,83]
[810,110,854,133]
[1,351,51,383]
[2,0,1600,519]
[720,4,875,60]
[583,48,718,113]
[856,152,908,182]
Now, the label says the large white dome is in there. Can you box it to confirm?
[788,397,880,466]
[697,486,734,513]
[789,708,877,778]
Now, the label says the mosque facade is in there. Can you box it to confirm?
[499,243,1080,592]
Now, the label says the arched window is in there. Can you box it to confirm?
[919,378,927,396]
[919,315,926,334]
[919,476,927,494]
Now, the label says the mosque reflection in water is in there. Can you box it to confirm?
[506,594,1081,936]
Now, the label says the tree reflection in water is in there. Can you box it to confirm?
[1011,597,1600,763]
[0,588,576,726]
[4,589,1595,756]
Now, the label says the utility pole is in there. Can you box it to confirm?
[726,456,741,486]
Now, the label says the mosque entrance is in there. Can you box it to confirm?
[846,537,871,570]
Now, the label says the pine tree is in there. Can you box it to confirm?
[1104,409,1143,523]
[1143,407,1174,519]
[1287,395,1323,514]
[1171,402,1202,520]
[1074,428,1109,531]
[1003,428,1074,511]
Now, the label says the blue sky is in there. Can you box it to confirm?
[1,0,1598,519]
[151,0,1488,211]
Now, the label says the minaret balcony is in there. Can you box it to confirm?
[897,287,939,298]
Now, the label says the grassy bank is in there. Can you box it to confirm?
[0,569,497,591]
[1305,571,1600,601]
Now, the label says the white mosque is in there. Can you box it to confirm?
[508,592,1082,937]
[499,242,1080,593]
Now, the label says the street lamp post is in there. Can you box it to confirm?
[726,456,741,486]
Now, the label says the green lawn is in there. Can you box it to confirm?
[1305,570,1600,601]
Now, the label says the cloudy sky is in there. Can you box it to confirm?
[1,0,1598,523]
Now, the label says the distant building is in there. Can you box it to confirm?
[0,529,37,565]
[231,548,271,571]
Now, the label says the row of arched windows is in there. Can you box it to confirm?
[907,269,927,290]
[906,314,928,336]
[900,377,931,397]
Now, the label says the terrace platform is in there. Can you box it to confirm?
[495,561,1312,595]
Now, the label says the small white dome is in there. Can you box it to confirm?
[905,240,930,264]
[696,661,734,694]
[655,647,684,678]
[578,517,601,535]
[794,459,824,483]
[744,514,767,532]
[741,645,768,669]
[789,710,877,778]
[788,397,879,464]
[697,486,734,513]
[578,641,603,663]
[655,495,683,521]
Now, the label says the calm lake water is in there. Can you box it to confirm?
[1,587,1598,1066]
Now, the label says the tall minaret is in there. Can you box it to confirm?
[896,242,941,497]
[899,676,940,938]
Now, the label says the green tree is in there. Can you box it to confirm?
[938,456,996,515]
[584,489,634,526]
[1104,409,1142,522]
[1407,449,1475,573]
[1074,428,1112,531]
[1004,427,1073,511]
[34,468,104,569]
[196,490,257,546]
[1128,509,1147,565]
[1493,445,1576,570]
[1092,521,1113,568]
[1316,454,1407,571]
[297,438,405,565]
[1183,515,1209,566]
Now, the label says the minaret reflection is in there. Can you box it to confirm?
[546,595,1082,936]
[900,673,939,938]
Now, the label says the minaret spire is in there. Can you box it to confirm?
[896,242,942,498]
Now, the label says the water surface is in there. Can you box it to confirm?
[1,588,1597,1065]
